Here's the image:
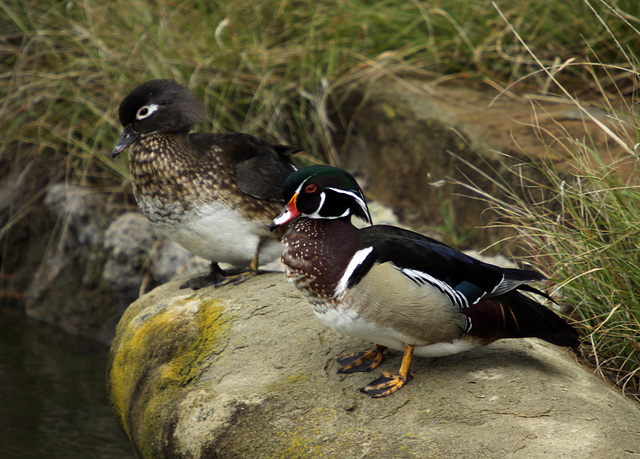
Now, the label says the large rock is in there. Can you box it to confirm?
[102,212,205,303]
[26,184,123,343]
[107,273,640,457]
[25,184,204,343]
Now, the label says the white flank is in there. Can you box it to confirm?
[334,247,374,297]
[413,339,477,357]
[315,307,408,351]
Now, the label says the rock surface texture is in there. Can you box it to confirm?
[25,184,122,343]
[24,184,205,343]
[107,273,640,458]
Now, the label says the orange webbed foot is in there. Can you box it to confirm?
[359,343,415,398]
[361,370,413,398]
[337,344,389,373]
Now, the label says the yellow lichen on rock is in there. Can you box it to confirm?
[106,286,229,456]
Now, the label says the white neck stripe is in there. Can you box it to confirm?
[335,246,374,297]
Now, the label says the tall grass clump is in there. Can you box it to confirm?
[2,0,638,187]
[457,4,640,400]
[482,142,640,400]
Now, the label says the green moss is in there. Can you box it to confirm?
[271,406,343,457]
[108,296,229,455]
[163,300,229,386]
[286,373,308,384]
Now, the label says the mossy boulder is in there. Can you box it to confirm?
[107,273,640,458]
[108,289,228,458]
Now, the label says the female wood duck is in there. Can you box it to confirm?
[112,79,300,289]
[270,165,579,397]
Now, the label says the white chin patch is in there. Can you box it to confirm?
[272,209,296,227]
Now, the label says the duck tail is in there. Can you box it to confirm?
[462,291,579,348]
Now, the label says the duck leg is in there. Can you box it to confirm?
[361,344,414,398]
[212,241,263,286]
[180,239,268,290]
[179,262,235,290]
[337,344,389,373]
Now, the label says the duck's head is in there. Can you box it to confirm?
[112,79,205,157]
[270,165,372,230]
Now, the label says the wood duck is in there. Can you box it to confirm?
[113,79,300,289]
[270,165,579,397]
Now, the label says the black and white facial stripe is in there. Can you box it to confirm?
[295,175,371,223]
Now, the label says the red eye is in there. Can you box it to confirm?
[305,184,317,193]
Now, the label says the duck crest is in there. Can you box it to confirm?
[282,218,358,306]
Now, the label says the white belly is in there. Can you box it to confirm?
[315,307,476,358]
[150,202,282,267]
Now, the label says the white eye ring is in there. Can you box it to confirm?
[136,104,159,120]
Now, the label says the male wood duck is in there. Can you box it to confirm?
[112,79,300,289]
[270,165,579,397]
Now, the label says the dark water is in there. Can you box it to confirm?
[0,313,135,459]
